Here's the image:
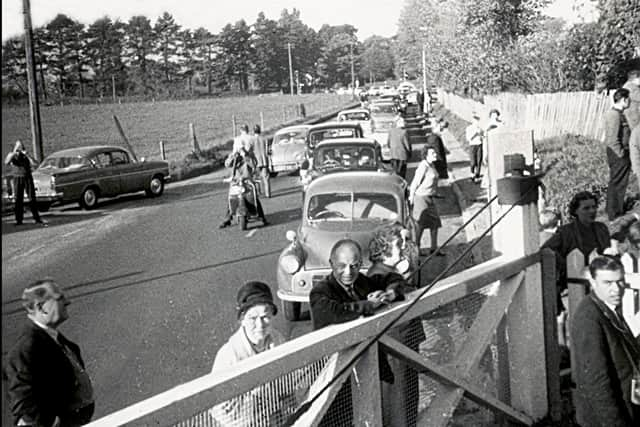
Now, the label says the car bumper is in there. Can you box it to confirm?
[277,268,332,302]
[272,162,300,173]
[2,193,63,204]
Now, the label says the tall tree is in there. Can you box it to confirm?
[43,14,85,98]
[359,36,394,83]
[153,12,182,85]
[124,15,155,95]
[190,28,218,94]
[278,8,321,91]
[317,24,359,88]
[252,12,287,91]
[218,20,253,91]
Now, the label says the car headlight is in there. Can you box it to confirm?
[281,254,301,274]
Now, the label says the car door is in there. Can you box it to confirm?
[109,149,144,194]
[91,152,120,197]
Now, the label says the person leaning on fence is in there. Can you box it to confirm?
[541,191,614,313]
[367,224,424,427]
[5,279,95,427]
[309,239,406,427]
[604,88,632,221]
[571,255,640,427]
[210,281,286,427]
[466,112,484,183]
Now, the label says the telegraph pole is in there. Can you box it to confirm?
[22,0,44,161]
[350,43,355,95]
[422,44,428,111]
[287,42,294,96]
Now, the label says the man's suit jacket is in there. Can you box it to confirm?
[309,273,404,330]
[5,322,86,427]
[570,295,640,427]
[387,127,411,161]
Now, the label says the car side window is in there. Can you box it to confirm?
[95,153,112,168]
[111,151,129,165]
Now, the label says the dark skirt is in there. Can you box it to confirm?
[413,195,441,229]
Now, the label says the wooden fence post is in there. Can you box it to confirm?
[112,114,138,162]
[189,123,201,154]
[494,175,549,420]
[351,344,383,426]
[260,111,264,132]
[541,248,562,423]
[232,115,237,138]
[159,141,166,161]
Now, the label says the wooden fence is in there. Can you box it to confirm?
[438,90,612,141]
[85,189,561,426]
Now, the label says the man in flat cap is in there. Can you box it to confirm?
[5,279,94,427]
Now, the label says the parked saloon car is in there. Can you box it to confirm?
[3,145,170,210]
[268,124,311,177]
[337,108,372,136]
[306,122,364,150]
[299,138,390,193]
[276,171,416,320]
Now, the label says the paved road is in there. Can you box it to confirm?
[1,113,468,423]
[1,169,315,420]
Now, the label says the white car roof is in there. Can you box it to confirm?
[274,124,311,136]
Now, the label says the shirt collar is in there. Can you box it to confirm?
[29,316,59,341]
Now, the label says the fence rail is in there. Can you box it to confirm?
[438,90,612,141]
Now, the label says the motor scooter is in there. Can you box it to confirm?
[228,178,261,230]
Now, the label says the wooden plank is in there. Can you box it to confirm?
[351,344,383,426]
[379,336,533,426]
[541,249,562,422]
[420,272,525,426]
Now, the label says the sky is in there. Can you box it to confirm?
[2,0,596,42]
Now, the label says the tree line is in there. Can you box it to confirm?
[1,8,396,103]
[394,0,639,98]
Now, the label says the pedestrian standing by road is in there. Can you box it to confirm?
[465,112,484,183]
[4,140,46,227]
[210,281,286,426]
[622,69,640,129]
[604,88,632,220]
[251,124,271,198]
[409,146,443,257]
[5,279,94,427]
[232,124,253,154]
[571,256,640,427]
[427,119,450,179]
[387,116,412,179]
[629,124,640,191]
[480,109,503,189]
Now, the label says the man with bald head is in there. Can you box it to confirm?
[5,280,94,427]
[310,239,406,330]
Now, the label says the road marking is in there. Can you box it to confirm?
[62,228,84,238]
[246,229,257,238]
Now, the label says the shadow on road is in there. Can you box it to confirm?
[1,211,107,235]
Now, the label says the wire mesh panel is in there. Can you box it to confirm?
[172,358,327,427]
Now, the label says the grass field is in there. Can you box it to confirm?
[1,93,353,163]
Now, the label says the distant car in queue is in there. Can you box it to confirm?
[305,122,365,150]
[337,108,372,136]
[268,124,311,177]
[299,138,390,193]
[1,145,171,210]
[276,171,416,320]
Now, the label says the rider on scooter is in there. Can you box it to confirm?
[219,147,269,229]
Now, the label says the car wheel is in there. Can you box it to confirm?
[269,171,278,178]
[282,300,301,321]
[79,187,99,210]
[239,215,247,230]
[145,175,164,197]
[36,202,51,212]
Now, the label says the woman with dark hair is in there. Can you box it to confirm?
[409,145,443,256]
[542,191,614,311]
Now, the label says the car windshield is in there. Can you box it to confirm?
[39,155,91,170]
[307,192,399,222]
[309,128,358,146]
[274,129,307,144]
[314,146,377,170]
[370,104,396,114]
[340,112,370,121]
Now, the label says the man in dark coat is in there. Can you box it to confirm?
[570,256,640,427]
[427,120,449,179]
[309,239,406,426]
[4,140,46,226]
[387,116,412,179]
[5,280,94,427]
[604,88,631,220]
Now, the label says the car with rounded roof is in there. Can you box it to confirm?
[368,101,399,160]
[276,171,416,320]
[268,124,311,177]
[3,145,170,210]
[306,122,365,150]
[337,108,372,136]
